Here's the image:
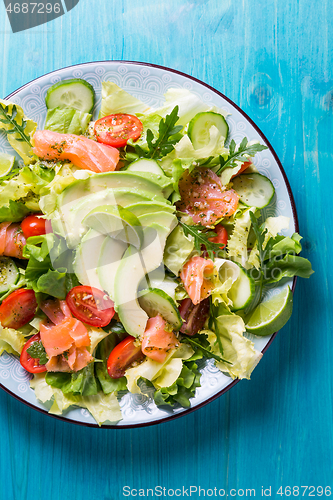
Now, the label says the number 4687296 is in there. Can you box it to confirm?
[6,3,61,14]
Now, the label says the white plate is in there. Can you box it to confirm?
[0,61,298,428]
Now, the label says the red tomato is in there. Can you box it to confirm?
[21,214,46,238]
[179,297,210,336]
[231,160,252,179]
[0,289,37,329]
[94,114,143,148]
[66,286,115,327]
[107,336,144,379]
[20,333,47,374]
[208,224,228,249]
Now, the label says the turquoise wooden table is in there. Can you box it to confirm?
[0,0,332,498]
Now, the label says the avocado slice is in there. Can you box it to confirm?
[137,212,177,231]
[53,187,167,248]
[114,223,172,338]
[97,237,128,300]
[125,201,175,216]
[73,228,105,288]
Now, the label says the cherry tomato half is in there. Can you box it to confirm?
[208,224,228,249]
[66,286,115,327]
[179,297,210,336]
[21,214,46,238]
[0,288,37,329]
[107,336,144,379]
[20,333,47,374]
[94,114,143,148]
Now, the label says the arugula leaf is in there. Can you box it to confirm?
[249,214,313,287]
[179,220,223,259]
[134,106,182,159]
[0,101,37,164]
[0,104,32,145]
[26,339,48,365]
[249,211,268,299]
[181,334,230,363]
[215,137,268,176]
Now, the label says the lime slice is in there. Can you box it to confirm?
[0,153,15,178]
[83,204,143,248]
[245,286,293,336]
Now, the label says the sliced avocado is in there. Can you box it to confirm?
[83,204,143,248]
[125,201,175,216]
[98,237,128,300]
[124,171,173,198]
[137,212,177,232]
[54,187,164,248]
[114,223,172,338]
[73,229,105,289]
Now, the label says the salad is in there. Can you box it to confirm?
[0,77,313,425]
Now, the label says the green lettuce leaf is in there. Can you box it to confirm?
[0,200,30,222]
[205,312,262,380]
[31,373,122,426]
[260,254,314,283]
[227,207,256,267]
[0,99,37,164]
[80,392,122,426]
[0,324,27,354]
[23,233,76,298]
[125,343,194,394]
[151,88,228,127]
[36,268,68,299]
[46,362,98,396]
[163,225,194,275]
[174,127,227,159]
[127,113,162,153]
[39,164,77,216]
[267,233,302,259]
[45,107,91,135]
[211,258,241,307]
[154,360,201,408]
[95,334,127,394]
[99,81,150,118]
[30,373,54,403]
[0,164,54,217]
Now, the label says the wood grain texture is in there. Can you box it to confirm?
[0,0,332,498]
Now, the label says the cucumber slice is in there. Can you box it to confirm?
[232,173,275,209]
[45,79,95,113]
[138,288,182,330]
[229,265,255,311]
[127,159,164,176]
[0,257,19,295]
[188,111,229,149]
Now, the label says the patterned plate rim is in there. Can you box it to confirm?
[0,60,299,429]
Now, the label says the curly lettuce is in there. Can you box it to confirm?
[204,313,262,380]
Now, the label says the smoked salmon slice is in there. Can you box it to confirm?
[177,168,239,226]
[33,130,119,173]
[141,314,179,363]
[180,255,215,305]
[39,299,71,325]
[0,222,26,259]
[40,316,93,372]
